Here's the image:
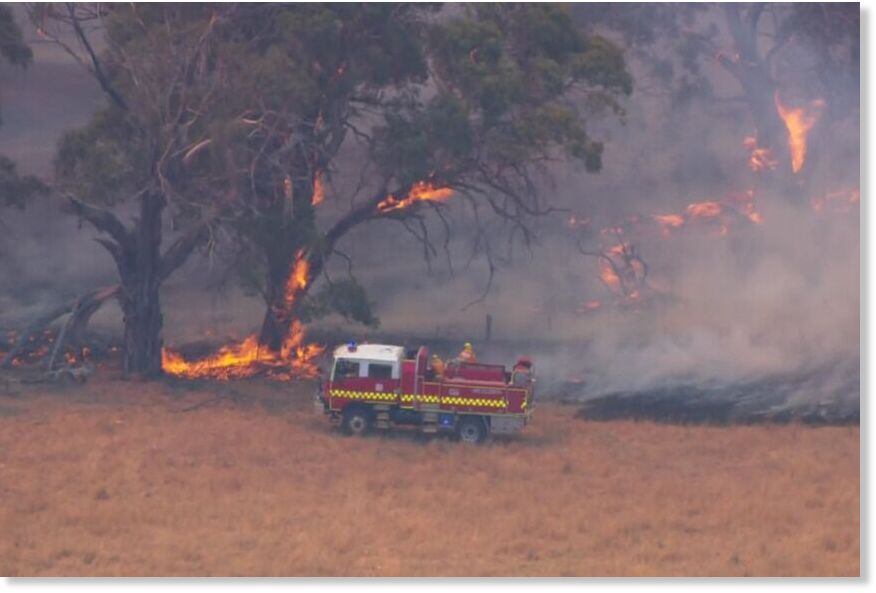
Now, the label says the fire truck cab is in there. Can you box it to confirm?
[315,343,535,443]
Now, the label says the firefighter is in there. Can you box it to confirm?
[458,342,477,363]
[511,356,532,386]
[431,354,445,378]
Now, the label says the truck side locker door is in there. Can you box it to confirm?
[416,346,428,395]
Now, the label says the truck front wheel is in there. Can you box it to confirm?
[456,416,488,444]
[342,405,372,436]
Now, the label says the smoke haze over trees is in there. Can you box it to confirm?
[0,3,860,416]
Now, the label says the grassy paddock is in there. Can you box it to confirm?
[0,374,859,576]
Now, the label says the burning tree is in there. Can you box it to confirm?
[574,223,650,307]
[31,4,224,376]
[575,3,858,187]
[24,4,632,379]
[155,4,633,378]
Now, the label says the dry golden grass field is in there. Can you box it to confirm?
[0,373,859,577]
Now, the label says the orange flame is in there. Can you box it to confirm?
[312,172,325,206]
[283,250,310,312]
[652,214,685,237]
[162,252,324,380]
[686,201,723,220]
[775,92,823,174]
[377,181,454,214]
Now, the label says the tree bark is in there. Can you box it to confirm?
[119,192,165,377]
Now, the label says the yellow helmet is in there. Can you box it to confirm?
[464,342,472,350]
[432,354,439,359]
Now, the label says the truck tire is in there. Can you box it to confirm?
[342,405,372,436]
[456,416,488,444]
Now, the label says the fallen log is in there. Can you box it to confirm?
[46,285,120,371]
[1,285,120,370]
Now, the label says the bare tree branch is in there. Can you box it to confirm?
[65,3,128,111]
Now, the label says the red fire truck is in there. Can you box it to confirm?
[315,343,535,443]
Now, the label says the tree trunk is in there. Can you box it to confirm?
[121,192,165,377]
[258,241,298,351]
[66,191,208,379]
[257,144,320,351]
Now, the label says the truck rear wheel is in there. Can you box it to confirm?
[456,416,488,444]
[342,405,372,436]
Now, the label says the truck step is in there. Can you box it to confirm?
[421,424,438,434]
[375,411,390,430]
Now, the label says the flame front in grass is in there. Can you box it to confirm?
[775,92,823,174]
[161,336,265,380]
[161,252,324,380]
[376,181,454,214]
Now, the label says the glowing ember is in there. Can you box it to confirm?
[607,243,627,257]
[812,187,860,213]
[686,201,723,220]
[577,300,602,313]
[599,259,621,290]
[567,214,591,229]
[726,190,764,225]
[743,135,777,172]
[652,214,685,236]
[377,181,454,214]
[775,92,824,174]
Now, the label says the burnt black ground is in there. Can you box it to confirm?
[568,364,860,425]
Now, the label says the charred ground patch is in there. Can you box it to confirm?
[565,364,860,426]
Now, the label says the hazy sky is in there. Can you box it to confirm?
[0,4,103,175]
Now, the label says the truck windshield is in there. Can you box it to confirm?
[367,363,394,379]
[333,359,360,380]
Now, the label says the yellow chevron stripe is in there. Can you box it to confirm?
[329,390,397,401]
[330,391,508,409]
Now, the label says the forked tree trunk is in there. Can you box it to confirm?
[67,190,208,379]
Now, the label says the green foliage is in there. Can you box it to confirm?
[54,107,143,206]
[375,4,632,181]
[300,278,379,328]
[49,4,632,326]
